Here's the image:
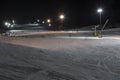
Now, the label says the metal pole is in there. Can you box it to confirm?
[100,12,101,26]
[101,19,109,31]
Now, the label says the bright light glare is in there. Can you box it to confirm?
[47,19,51,23]
[5,22,11,28]
[5,22,8,26]
[97,8,103,13]
[59,14,65,20]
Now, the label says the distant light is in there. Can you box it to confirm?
[5,22,11,28]
[12,20,15,24]
[7,23,11,28]
[49,23,52,27]
[5,22,8,26]
[59,14,65,20]
[47,19,51,23]
[97,8,103,13]
[37,19,40,22]
[11,25,14,28]
[42,21,45,24]
[8,23,11,25]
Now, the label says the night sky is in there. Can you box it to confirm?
[0,0,120,28]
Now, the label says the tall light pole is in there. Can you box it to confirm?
[97,8,103,26]
[59,14,65,30]
[97,8,103,38]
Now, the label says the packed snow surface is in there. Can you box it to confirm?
[0,36,120,80]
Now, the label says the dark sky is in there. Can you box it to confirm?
[0,0,120,27]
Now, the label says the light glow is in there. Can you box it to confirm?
[59,14,65,20]
[97,8,103,13]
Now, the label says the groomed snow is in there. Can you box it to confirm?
[0,37,120,80]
